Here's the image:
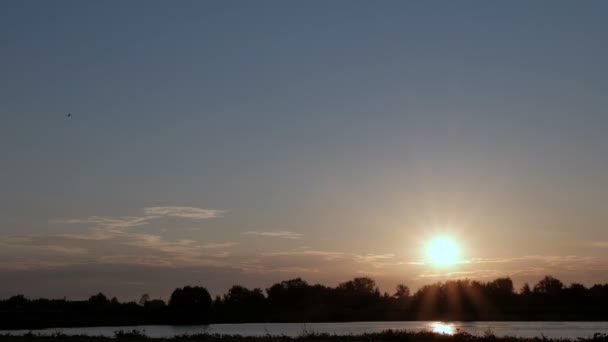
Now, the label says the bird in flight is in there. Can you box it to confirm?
[67,113,71,117]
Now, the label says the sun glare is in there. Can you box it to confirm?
[430,322,455,335]
[427,238,458,265]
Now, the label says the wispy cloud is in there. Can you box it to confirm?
[143,207,225,219]
[0,232,238,266]
[237,260,321,274]
[51,216,153,230]
[202,242,239,249]
[244,231,303,239]
[405,255,596,267]
[407,260,472,266]
[40,245,87,254]
[0,260,76,270]
[409,255,604,283]
[263,248,397,267]
[263,249,346,260]
[590,241,608,248]
[467,255,597,265]
[418,270,496,279]
[52,206,223,232]
[356,270,385,276]
[355,254,395,263]
[0,206,230,270]
[0,236,86,254]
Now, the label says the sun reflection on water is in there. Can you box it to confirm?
[430,322,455,335]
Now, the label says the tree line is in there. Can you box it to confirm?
[2,275,608,329]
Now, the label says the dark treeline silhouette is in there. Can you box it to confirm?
[2,276,608,329]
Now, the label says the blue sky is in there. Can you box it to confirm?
[1,0,608,300]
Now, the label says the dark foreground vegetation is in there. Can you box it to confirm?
[2,275,608,329]
[2,330,608,342]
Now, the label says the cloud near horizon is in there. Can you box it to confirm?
[51,206,225,231]
[51,216,153,230]
[143,207,225,219]
[243,231,303,239]
[0,206,234,270]
[262,248,397,267]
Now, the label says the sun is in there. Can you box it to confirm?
[427,237,458,265]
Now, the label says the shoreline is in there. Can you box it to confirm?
[1,329,608,342]
[4,320,608,332]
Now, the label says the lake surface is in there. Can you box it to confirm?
[4,322,608,339]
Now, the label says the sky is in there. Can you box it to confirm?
[1,0,608,301]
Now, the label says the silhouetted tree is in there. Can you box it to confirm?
[520,283,532,295]
[6,295,28,310]
[334,277,382,320]
[138,294,150,306]
[266,278,330,322]
[3,275,608,329]
[88,293,110,308]
[223,285,264,306]
[533,276,564,295]
[216,285,265,322]
[394,284,410,299]
[169,286,212,323]
[337,277,379,295]
[488,278,514,296]
[144,299,166,310]
[568,283,587,293]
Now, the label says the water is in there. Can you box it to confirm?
[3,322,608,339]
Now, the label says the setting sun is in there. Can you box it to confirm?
[427,238,458,265]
